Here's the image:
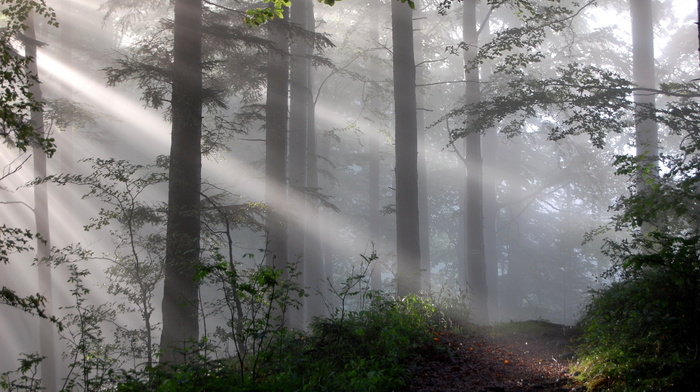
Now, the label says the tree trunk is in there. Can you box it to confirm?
[26,12,56,391]
[159,0,203,364]
[288,0,311,328]
[265,15,290,278]
[482,128,498,322]
[392,0,421,298]
[463,0,488,324]
[368,1,383,291]
[301,0,326,323]
[630,0,658,194]
[414,12,431,293]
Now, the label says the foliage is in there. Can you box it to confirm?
[323,249,377,321]
[199,256,305,382]
[573,84,700,390]
[244,0,415,27]
[51,247,121,392]
[0,0,58,155]
[443,62,635,148]
[47,158,168,369]
[198,187,302,380]
[0,225,60,323]
[0,0,62,331]
[114,292,448,392]
[428,283,470,331]
[574,268,700,391]
[0,353,44,392]
[490,319,577,339]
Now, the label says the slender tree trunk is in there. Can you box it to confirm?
[265,15,290,276]
[159,0,203,364]
[302,0,326,323]
[287,0,308,330]
[482,129,498,321]
[463,0,488,324]
[631,0,658,185]
[368,1,383,291]
[26,13,56,391]
[500,140,526,321]
[630,0,658,238]
[288,0,317,328]
[392,0,421,297]
[414,13,431,293]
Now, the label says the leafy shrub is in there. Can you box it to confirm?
[114,293,447,392]
[574,267,700,391]
[275,294,443,392]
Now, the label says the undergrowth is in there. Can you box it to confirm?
[572,268,700,391]
[115,293,459,392]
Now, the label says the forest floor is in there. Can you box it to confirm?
[408,321,585,392]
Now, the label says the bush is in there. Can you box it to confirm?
[574,268,700,391]
[113,293,448,392]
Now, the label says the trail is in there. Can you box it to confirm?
[409,322,583,392]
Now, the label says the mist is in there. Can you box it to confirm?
[1,0,697,390]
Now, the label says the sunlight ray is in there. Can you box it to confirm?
[37,51,395,271]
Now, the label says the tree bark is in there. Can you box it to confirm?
[463,0,488,324]
[288,0,311,328]
[630,0,658,234]
[265,15,290,278]
[159,0,203,364]
[414,12,431,293]
[368,0,383,291]
[26,12,56,391]
[392,0,421,298]
[301,0,326,323]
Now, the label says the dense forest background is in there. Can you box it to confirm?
[0,0,698,390]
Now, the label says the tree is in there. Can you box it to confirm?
[299,0,327,323]
[159,0,203,363]
[288,0,311,328]
[414,10,431,292]
[0,0,60,381]
[264,11,289,278]
[461,0,488,324]
[630,0,659,211]
[392,0,421,297]
[25,12,57,391]
[0,0,57,156]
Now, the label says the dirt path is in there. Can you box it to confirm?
[408,324,583,392]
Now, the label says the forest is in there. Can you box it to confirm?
[0,0,698,390]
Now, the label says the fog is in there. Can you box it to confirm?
[0,0,696,388]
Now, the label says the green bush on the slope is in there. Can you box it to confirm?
[115,293,457,392]
[573,268,700,391]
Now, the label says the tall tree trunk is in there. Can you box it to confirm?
[630,0,658,194]
[392,0,421,298]
[499,140,526,321]
[630,0,659,181]
[463,0,488,324]
[159,0,203,364]
[265,15,290,277]
[482,128,498,321]
[302,0,326,323]
[26,13,56,391]
[630,0,658,238]
[414,12,431,293]
[288,0,308,305]
[368,1,383,291]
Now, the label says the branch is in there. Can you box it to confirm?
[416,80,468,87]
[1,154,31,182]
